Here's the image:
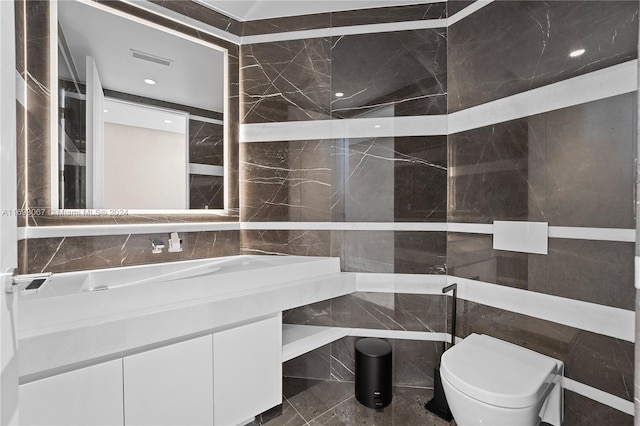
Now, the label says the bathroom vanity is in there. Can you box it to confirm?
[17,256,354,425]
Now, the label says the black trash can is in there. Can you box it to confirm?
[355,338,392,409]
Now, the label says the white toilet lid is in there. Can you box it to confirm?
[440,334,561,409]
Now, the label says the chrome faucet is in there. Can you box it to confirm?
[151,239,165,254]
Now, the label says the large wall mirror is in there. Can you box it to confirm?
[53,0,228,213]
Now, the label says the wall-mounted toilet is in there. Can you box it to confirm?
[440,333,563,426]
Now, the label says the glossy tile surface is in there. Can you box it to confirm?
[332,3,447,27]
[331,30,447,119]
[241,38,331,123]
[448,232,635,310]
[190,120,224,165]
[22,231,240,274]
[448,94,636,228]
[448,0,638,112]
[263,378,454,426]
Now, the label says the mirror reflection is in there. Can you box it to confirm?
[56,0,227,211]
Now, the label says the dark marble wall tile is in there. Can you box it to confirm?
[448,233,635,310]
[448,1,639,112]
[283,344,332,381]
[332,3,447,27]
[456,299,634,402]
[447,1,476,16]
[241,230,331,256]
[149,0,242,36]
[448,119,530,223]
[16,102,27,227]
[283,300,332,327]
[189,120,224,165]
[241,38,331,123]
[189,175,223,210]
[15,0,25,75]
[335,231,394,273]
[394,231,447,275]
[241,140,332,222]
[331,293,446,332]
[331,29,446,119]
[394,136,447,222]
[564,390,633,426]
[22,230,240,274]
[242,13,330,36]
[331,137,447,223]
[448,95,636,228]
[536,93,636,229]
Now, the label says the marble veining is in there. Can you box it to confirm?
[331,29,447,118]
[448,0,639,112]
[448,232,635,310]
[241,38,331,123]
[448,94,636,228]
[21,231,240,274]
[149,0,242,36]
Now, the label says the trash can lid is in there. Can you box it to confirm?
[355,338,392,357]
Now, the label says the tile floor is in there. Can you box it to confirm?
[263,378,456,426]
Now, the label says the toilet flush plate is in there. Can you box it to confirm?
[493,221,548,255]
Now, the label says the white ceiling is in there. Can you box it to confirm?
[197,0,439,22]
[58,1,225,113]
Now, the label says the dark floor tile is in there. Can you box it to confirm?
[262,399,307,426]
[307,386,454,426]
[283,378,355,422]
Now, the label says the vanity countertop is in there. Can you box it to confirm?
[18,255,355,380]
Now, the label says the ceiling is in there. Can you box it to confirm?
[58,1,225,113]
[196,0,438,22]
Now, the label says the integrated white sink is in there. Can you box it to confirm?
[18,255,343,338]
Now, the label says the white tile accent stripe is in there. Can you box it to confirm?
[189,164,224,177]
[447,0,494,26]
[240,115,448,143]
[349,328,449,342]
[241,19,447,45]
[355,273,634,342]
[448,60,638,134]
[19,222,635,241]
[21,223,240,239]
[447,222,494,234]
[240,222,448,231]
[549,226,635,242]
[241,62,637,142]
[451,276,634,342]
[563,377,634,415]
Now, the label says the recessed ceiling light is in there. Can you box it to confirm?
[103,109,108,113]
[164,119,172,124]
[374,125,381,129]
[569,49,585,58]
[144,78,157,85]
[335,92,344,98]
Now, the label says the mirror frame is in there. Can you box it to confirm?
[49,0,230,215]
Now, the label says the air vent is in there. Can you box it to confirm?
[130,49,173,67]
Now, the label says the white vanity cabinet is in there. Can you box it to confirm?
[213,314,282,426]
[19,359,124,426]
[123,334,214,426]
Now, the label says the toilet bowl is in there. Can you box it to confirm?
[440,334,563,426]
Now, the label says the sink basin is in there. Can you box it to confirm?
[18,255,342,336]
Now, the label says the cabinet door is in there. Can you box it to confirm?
[213,314,282,426]
[124,335,213,426]
[19,359,124,426]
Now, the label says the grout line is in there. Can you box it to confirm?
[305,394,356,424]
[284,394,310,425]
